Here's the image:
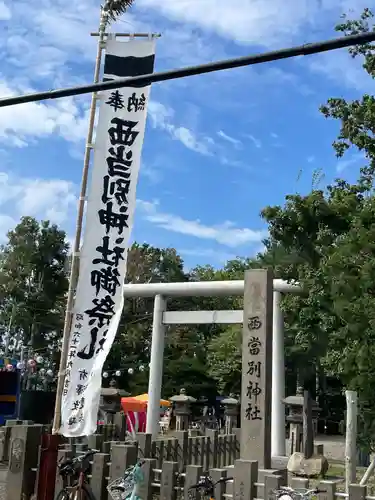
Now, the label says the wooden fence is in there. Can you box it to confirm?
[85,426,239,469]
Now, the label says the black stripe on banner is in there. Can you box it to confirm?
[104,54,155,79]
[102,76,148,89]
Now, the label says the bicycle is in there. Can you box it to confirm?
[56,448,98,500]
[272,487,327,500]
[188,474,233,500]
[107,459,145,500]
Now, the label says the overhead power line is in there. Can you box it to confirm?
[0,31,374,108]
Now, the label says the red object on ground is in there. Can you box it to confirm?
[126,410,147,437]
[36,433,60,500]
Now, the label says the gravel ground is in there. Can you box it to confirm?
[0,467,7,500]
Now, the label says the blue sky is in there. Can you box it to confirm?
[0,0,373,269]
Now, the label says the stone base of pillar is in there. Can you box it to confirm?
[271,456,289,470]
[287,451,329,477]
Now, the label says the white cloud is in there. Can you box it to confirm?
[270,132,283,148]
[265,67,314,96]
[135,0,368,47]
[3,0,150,84]
[16,178,77,224]
[0,78,89,148]
[217,130,242,148]
[179,247,239,264]
[0,1,11,20]
[0,172,77,242]
[0,215,16,240]
[2,0,368,110]
[5,38,67,80]
[307,156,315,163]
[336,152,364,173]
[148,100,213,155]
[308,50,374,92]
[246,134,262,149]
[141,163,163,184]
[172,126,211,155]
[137,199,267,248]
[9,0,97,68]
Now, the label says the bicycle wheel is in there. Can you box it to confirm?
[70,483,97,500]
[55,489,70,500]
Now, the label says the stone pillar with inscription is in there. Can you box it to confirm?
[240,269,273,469]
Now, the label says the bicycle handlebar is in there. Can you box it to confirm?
[216,477,233,485]
[188,476,233,490]
[58,449,99,469]
[74,449,99,462]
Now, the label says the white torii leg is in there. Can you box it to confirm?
[146,294,166,437]
[271,290,286,456]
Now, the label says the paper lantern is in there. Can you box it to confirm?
[128,368,134,375]
[102,371,109,378]
[115,370,121,377]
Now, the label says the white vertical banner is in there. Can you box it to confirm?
[60,37,156,436]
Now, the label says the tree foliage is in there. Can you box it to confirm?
[258,8,375,449]
[207,326,242,395]
[0,216,69,352]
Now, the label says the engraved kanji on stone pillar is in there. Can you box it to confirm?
[240,269,273,469]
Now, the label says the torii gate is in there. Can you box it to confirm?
[122,270,300,461]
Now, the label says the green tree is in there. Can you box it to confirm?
[207,326,242,395]
[0,216,69,351]
[321,8,375,179]
[257,7,375,448]
[315,194,375,450]
[163,356,217,400]
[260,181,364,381]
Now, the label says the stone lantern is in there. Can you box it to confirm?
[170,388,196,431]
[221,394,239,434]
[100,379,129,425]
[284,386,320,455]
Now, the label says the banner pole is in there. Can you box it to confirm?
[52,5,109,435]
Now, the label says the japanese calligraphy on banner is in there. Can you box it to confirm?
[60,37,156,436]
